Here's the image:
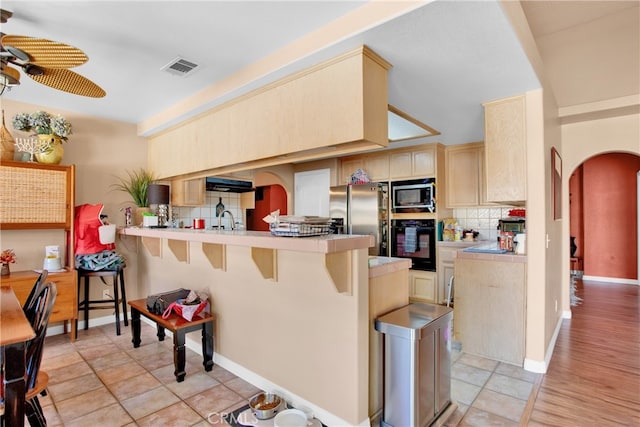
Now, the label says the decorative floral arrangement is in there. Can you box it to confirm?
[12,111,72,141]
[0,249,17,265]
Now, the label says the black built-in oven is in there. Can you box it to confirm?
[391,219,436,271]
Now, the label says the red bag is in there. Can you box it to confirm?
[162,298,208,321]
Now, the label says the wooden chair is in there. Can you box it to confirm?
[23,282,57,427]
[22,270,49,319]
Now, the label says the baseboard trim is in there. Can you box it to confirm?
[66,316,360,427]
[562,309,572,319]
[582,275,638,285]
[208,353,361,427]
[46,312,130,337]
[524,313,564,374]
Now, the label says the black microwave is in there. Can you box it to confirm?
[391,178,435,213]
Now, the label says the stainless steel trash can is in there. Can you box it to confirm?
[375,302,453,427]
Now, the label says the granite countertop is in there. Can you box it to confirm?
[456,242,527,263]
[437,240,487,247]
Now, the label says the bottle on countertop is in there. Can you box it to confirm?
[215,197,224,217]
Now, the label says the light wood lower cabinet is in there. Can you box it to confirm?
[454,258,526,365]
[436,243,478,305]
[369,266,409,418]
[6,269,77,340]
[409,270,437,303]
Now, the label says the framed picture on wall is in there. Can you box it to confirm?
[552,147,562,220]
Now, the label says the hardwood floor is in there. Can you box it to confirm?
[527,279,640,426]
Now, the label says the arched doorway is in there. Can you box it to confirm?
[568,152,639,284]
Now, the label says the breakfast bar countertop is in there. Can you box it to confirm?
[118,226,374,254]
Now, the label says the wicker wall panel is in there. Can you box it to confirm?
[0,163,69,226]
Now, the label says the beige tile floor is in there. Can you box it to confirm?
[35,322,540,426]
[445,350,542,426]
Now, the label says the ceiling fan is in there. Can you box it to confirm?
[0,8,105,98]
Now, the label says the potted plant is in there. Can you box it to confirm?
[113,169,156,226]
[1,249,17,276]
[12,111,72,164]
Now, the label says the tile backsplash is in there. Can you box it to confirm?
[171,191,243,229]
[452,206,519,241]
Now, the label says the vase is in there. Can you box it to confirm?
[35,134,64,164]
[134,207,151,227]
[1,263,9,276]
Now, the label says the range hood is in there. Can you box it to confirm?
[205,177,254,193]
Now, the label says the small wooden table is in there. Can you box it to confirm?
[128,298,215,382]
[1,284,36,427]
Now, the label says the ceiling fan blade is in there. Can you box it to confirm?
[28,68,106,98]
[1,35,87,69]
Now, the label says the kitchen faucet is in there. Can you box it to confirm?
[217,210,236,230]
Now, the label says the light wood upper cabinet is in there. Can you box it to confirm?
[389,147,435,179]
[483,95,526,203]
[445,142,487,208]
[0,161,74,230]
[148,47,390,180]
[171,178,205,206]
[339,158,364,184]
[364,155,390,182]
[339,154,389,184]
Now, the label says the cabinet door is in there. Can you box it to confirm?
[340,158,364,184]
[389,152,412,179]
[409,270,437,303]
[446,145,481,207]
[390,149,435,179]
[364,154,389,182]
[484,95,526,202]
[454,258,525,364]
[0,161,72,229]
[171,178,205,206]
[412,148,435,177]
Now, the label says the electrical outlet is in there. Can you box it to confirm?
[103,289,111,300]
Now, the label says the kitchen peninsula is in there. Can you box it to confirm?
[118,227,409,426]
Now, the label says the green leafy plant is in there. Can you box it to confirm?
[113,169,156,207]
[12,111,72,141]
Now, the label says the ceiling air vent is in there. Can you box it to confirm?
[161,57,199,77]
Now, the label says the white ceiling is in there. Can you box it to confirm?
[1,1,638,147]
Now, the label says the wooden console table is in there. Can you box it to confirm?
[128,298,215,382]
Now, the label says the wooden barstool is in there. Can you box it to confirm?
[76,265,128,335]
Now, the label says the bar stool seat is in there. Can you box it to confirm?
[76,265,128,335]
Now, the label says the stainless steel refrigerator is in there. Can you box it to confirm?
[329,183,388,256]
